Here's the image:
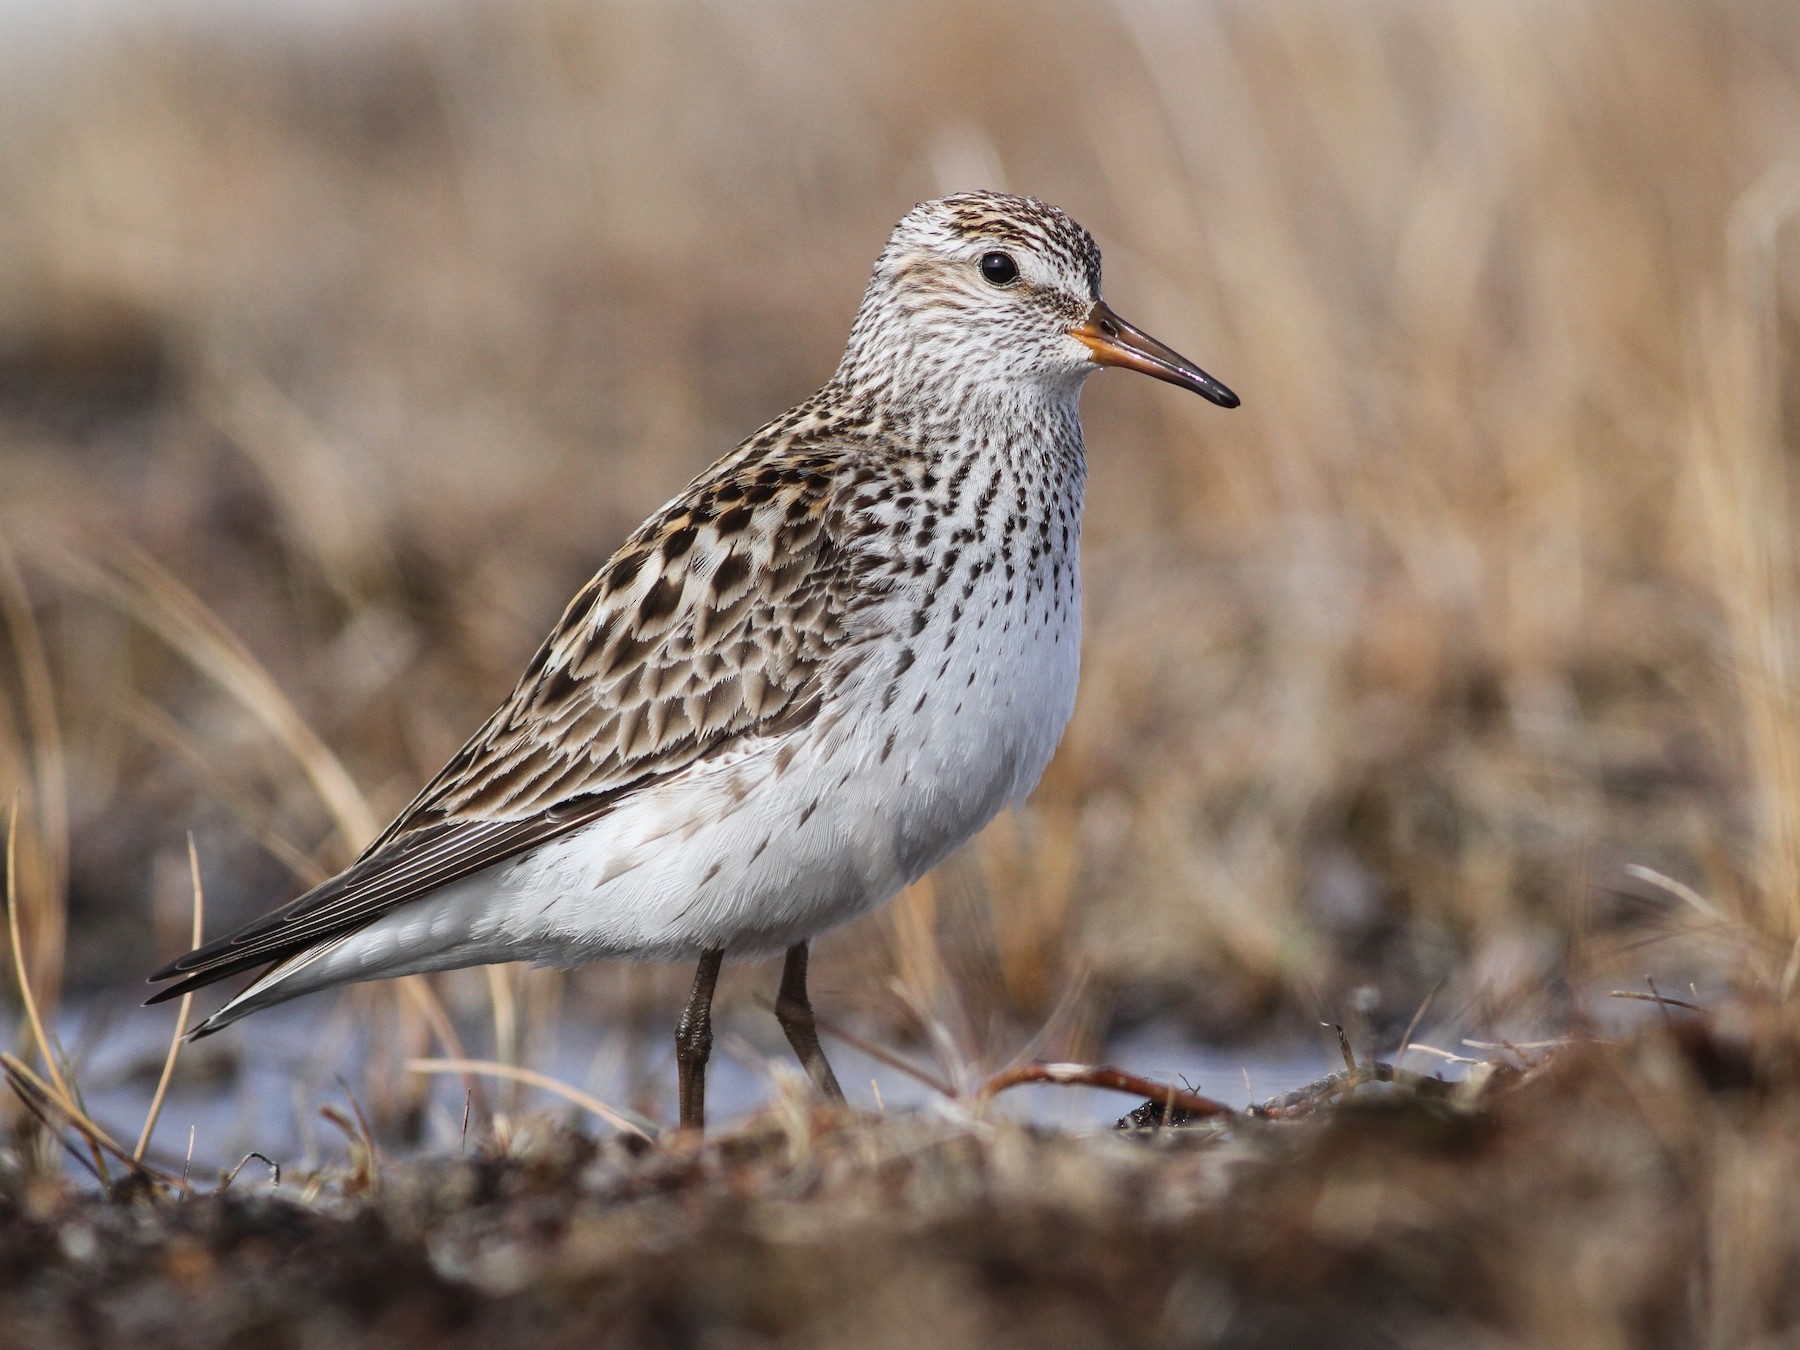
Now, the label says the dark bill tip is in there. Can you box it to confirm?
[1070,301,1239,409]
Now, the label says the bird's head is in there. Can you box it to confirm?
[840,191,1238,410]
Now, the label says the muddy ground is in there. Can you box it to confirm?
[5,997,1798,1349]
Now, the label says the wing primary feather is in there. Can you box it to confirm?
[145,792,628,996]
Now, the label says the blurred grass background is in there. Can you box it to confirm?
[3,0,1800,1072]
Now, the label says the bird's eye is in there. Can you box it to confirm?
[978,251,1020,286]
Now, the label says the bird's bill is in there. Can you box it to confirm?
[1069,301,1239,408]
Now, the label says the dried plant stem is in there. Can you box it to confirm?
[797,1003,956,1097]
[122,695,327,887]
[484,964,521,1116]
[487,966,517,1064]
[6,803,74,1111]
[1692,169,1800,948]
[396,978,487,1115]
[888,876,945,1020]
[1609,989,1703,1013]
[62,549,484,1112]
[7,802,111,1180]
[977,1062,1234,1119]
[2,1053,173,1183]
[0,536,68,1011]
[406,1057,655,1139]
[54,549,379,850]
[136,836,205,1161]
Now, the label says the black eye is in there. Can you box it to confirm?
[978,251,1019,286]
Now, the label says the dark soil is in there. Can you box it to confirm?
[5,999,1799,1349]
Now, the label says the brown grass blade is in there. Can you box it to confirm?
[795,1003,956,1098]
[135,835,205,1161]
[0,536,68,1013]
[2,1052,179,1186]
[121,694,328,887]
[52,548,379,853]
[6,802,75,1110]
[406,1057,655,1140]
[8,802,109,1180]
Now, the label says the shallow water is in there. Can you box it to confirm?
[50,994,1355,1177]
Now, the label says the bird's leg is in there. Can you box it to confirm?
[775,941,845,1102]
[675,948,724,1131]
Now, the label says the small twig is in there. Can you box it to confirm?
[136,835,204,1161]
[406,1058,655,1139]
[1395,981,1442,1063]
[884,977,975,1096]
[1247,1061,1458,1120]
[1003,965,1093,1072]
[317,1102,383,1195]
[1623,864,1725,923]
[1460,1038,1575,1052]
[1327,1023,1356,1073]
[978,1062,1234,1119]
[1647,976,1678,1023]
[221,1152,280,1192]
[1608,989,1702,1013]
[336,1077,381,1158]
[397,979,488,1121]
[799,1003,957,1098]
[1406,1043,1483,1065]
[486,964,518,1070]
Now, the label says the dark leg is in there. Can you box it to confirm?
[675,949,723,1131]
[775,941,845,1102]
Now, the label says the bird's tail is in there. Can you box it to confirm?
[182,933,358,1039]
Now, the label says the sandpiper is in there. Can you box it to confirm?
[147,192,1238,1130]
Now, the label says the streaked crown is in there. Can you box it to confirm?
[881,192,1102,299]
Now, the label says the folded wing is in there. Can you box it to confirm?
[148,438,866,1002]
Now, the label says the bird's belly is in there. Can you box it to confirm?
[467,574,1081,960]
[228,597,1083,990]
[874,573,1082,854]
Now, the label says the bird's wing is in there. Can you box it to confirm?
[148,435,878,1001]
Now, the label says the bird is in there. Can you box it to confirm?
[146,191,1238,1131]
